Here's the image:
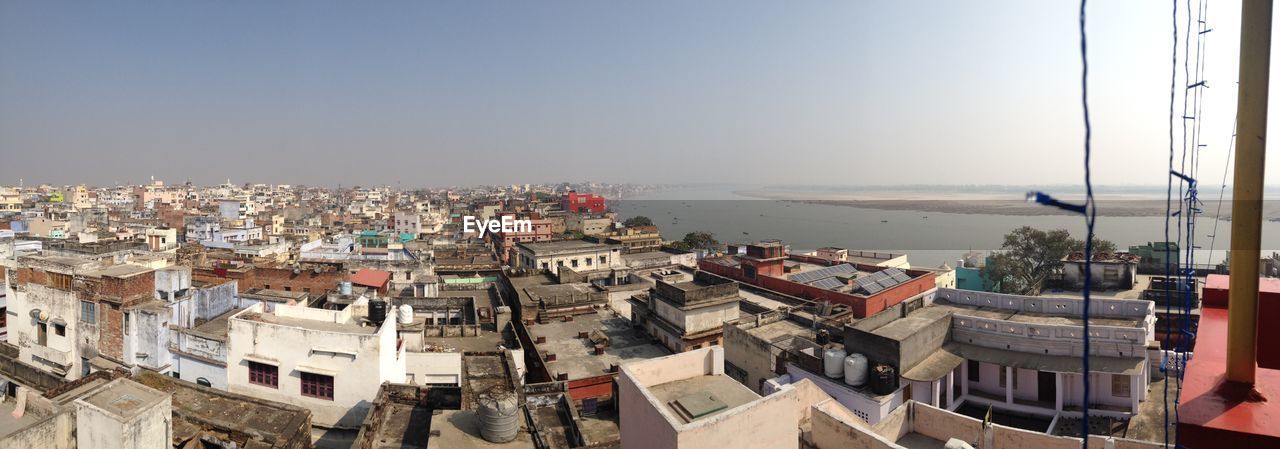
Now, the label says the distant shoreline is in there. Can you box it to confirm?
[733,189,1255,219]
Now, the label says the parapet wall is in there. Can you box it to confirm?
[936,288,1153,319]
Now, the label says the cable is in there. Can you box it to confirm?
[1161,1,1178,447]
[1078,1,1095,447]
[1206,120,1235,266]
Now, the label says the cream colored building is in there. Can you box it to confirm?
[618,346,830,449]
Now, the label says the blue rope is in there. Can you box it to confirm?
[1079,1,1095,446]
[1162,1,1179,446]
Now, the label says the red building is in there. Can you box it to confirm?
[699,240,935,318]
[561,191,606,214]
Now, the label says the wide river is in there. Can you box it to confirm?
[612,185,1280,267]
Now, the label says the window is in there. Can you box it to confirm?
[248,361,278,388]
[571,259,579,268]
[54,323,66,337]
[968,360,980,382]
[301,372,334,400]
[1112,374,1131,398]
[585,258,593,266]
[599,256,607,264]
[196,378,212,388]
[49,272,72,290]
[999,366,1007,388]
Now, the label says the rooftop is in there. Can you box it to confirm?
[74,377,169,421]
[352,268,392,288]
[533,309,670,380]
[235,309,380,335]
[131,371,312,448]
[646,373,759,423]
[517,240,620,256]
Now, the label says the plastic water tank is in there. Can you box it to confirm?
[844,353,869,387]
[477,393,520,443]
[340,281,352,295]
[396,304,414,325]
[823,347,847,378]
[871,363,897,395]
[368,299,388,324]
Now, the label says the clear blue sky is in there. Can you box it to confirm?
[0,1,1260,188]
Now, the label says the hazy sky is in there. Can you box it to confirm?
[0,1,1264,188]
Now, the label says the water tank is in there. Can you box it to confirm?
[870,363,897,395]
[477,393,520,443]
[815,329,831,345]
[340,281,352,295]
[843,353,869,387]
[368,299,388,325]
[396,304,414,325]
[823,347,847,378]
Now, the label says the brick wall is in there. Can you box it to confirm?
[99,305,124,360]
[245,267,346,295]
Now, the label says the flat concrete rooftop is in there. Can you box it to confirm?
[75,378,168,421]
[533,309,669,380]
[647,374,759,424]
[518,240,620,255]
[132,372,311,446]
[236,310,380,335]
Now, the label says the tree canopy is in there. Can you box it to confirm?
[981,226,1116,295]
[622,216,654,227]
[667,231,720,251]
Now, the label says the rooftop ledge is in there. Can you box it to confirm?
[1177,285,1280,448]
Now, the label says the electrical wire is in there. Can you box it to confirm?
[1078,1,1095,446]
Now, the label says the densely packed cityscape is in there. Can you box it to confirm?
[0,180,1215,449]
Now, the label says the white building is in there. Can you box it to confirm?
[392,211,422,236]
[226,298,405,428]
[618,346,831,449]
[514,240,624,276]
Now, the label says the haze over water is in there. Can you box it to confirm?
[614,185,1280,267]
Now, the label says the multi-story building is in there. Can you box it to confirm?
[5,253,156,380]
[629,271,741,352]
[226,298,404,428]
[700,240,936,318]
[768,287,1155,428]
[514,240,623,276]
[565,213,613,236]
[489,218,553,264]
[606,225,663,253]
[561,191,606,214]
[392,211,422,236]
[185,215,221,242]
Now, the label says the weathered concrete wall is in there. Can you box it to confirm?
[127,308,170,372]
[809,401,901,449]
[0,407,73,449]
[404,351,461,385]
[227,303,400,429]
[674,382,801,449]
[722,318,777,394]
[911,401,982,445]
[618,366,679,449]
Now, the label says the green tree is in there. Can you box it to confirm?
[681,231,720,251]
[1069,236,1117,254]
[982,226,1115,295]
[622,216,655,227]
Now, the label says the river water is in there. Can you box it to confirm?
[613,185,1280,267]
